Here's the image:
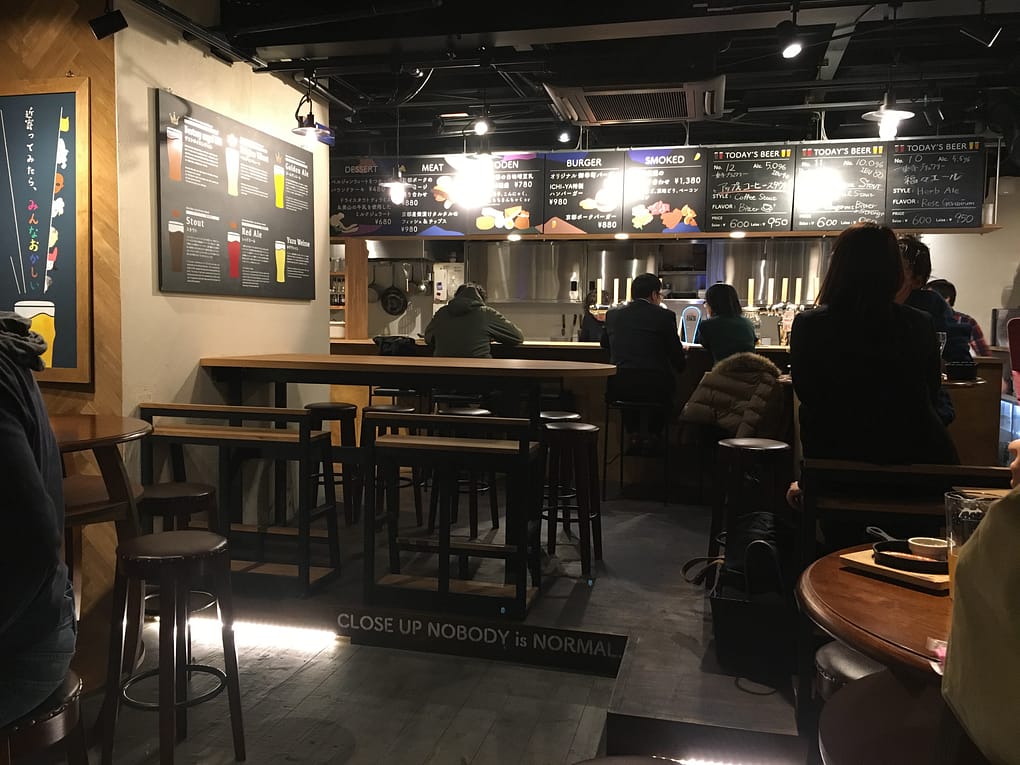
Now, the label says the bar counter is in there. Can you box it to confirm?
[330,339,1002,471]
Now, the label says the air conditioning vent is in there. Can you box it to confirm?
[544,76,725,126]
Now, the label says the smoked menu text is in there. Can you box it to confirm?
[157,90,315,299]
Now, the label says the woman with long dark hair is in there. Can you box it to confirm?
[791,222,957,465]
[697,282,756,363]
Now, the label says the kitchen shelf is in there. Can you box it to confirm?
[330,271,346,277]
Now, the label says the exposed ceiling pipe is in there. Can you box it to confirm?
[258,56,547,76]
[129,0,267,68]
[227,0,443,38]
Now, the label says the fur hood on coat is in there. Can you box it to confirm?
[679,352,784,438]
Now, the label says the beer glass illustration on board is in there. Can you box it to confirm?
[273,160,285,208]
[227,231,241,278]
[168,220,185,272]
[225,134,240,197]
[14,301,56,368]
[275,241,286,283]
[166,124,183,182]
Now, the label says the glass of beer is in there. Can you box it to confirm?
[945,491,993,598]
[14,300,56,368]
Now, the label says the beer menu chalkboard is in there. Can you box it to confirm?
[793,141,887,231]
[887,138,984,228]
[0,80,91,382]
[541,150,624,235]
[708,145,795,232]
[156,91,315,299]
[622,147,707,234]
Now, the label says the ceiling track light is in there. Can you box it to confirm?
[776,2,802,59]
[472,115,492,136]
[862,91,914,139]
[291,74,334,143]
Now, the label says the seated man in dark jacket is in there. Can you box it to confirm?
[601,273,686,452]
[424,282,524,358]
[0,312,76,727]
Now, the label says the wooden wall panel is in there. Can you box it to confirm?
[1,0,122,418]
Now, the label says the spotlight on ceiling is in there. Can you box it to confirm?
[472,116,491,136]
[292,76,335,144]
[89,8,128,40]
[960,0,1002,47]
[556,123,577,144]
[776,19,803,59]
[862,91,915,140]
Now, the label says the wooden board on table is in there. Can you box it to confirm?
[839,549,949,592]
[952,486,1011,499]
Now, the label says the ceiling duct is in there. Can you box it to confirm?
[543,75,725,126]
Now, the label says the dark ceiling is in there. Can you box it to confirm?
[157,1,1020,169]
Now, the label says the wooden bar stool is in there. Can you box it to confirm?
[361,404,424,526]
[427,406,499,538]
[0,671,88,765]
[544,421,603,585]
[602,399,671,504]
[138,481,218,533]
[304,400,360,525]
[101,531,245,765]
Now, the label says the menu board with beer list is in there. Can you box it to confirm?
[708,145,796,232]
[887,138,985,228]
[622,147,707,234]
[793,141,887,231]
[541,150,624,235]
[156,91,315,299]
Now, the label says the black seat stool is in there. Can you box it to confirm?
[101,531,245,765]
[540,411,582,535]
[710,438,792,562]
[361,404,424,526]
[814,640,885,702]
[603,399,671,504]
[305,401,360,526]
[1,671,88,765]
[544,421,603,585]
[427,406,499,539]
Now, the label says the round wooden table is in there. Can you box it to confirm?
[51,414,151,691]
[796,544,950,674]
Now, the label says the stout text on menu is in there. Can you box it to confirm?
[708,145,795,232]
[887,137,985,228]
[156,90,315,298]
[793,141,888,231]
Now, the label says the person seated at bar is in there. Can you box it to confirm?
[696,282,757,364]
[897,235,971,364]
[578,290,608,342]
[927,278,991,356]
[601,273,686,454]
[0,312,76,727]
[791,223,958,467]
[424,282,524,358]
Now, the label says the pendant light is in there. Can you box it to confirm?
[292,74,333,141]
[379,104,410,205]
[861,2,913,140]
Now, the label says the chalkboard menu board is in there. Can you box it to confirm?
[156,91,315,299]
[887,138,985,228]
[0,80,90,382]
[541,150,624,235]
[622,147,707,233]
[793,141,887,231]
[708,145,795,232]
[329,156,400,236]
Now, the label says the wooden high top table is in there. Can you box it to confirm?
[200,353,617,424]
[51,414,151,690]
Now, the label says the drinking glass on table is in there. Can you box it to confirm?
[936,331,948,357]
[945,491,993,598]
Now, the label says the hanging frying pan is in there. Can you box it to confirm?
[866,527,948,575]
[367,265,383,303]
[380,263,409,316]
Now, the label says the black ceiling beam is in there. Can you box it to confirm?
[256,55,547,76]
[226,0,442,39]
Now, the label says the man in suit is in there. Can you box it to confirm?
[601,273,686,453]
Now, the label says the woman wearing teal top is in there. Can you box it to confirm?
[697,282,757,363]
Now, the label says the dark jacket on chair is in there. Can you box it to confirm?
[0,313,68,659]
[679,352,784,438]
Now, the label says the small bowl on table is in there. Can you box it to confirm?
[908,536,949,561]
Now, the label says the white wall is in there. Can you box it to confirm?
[926,181,1020,342]
[115,5,331,411]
